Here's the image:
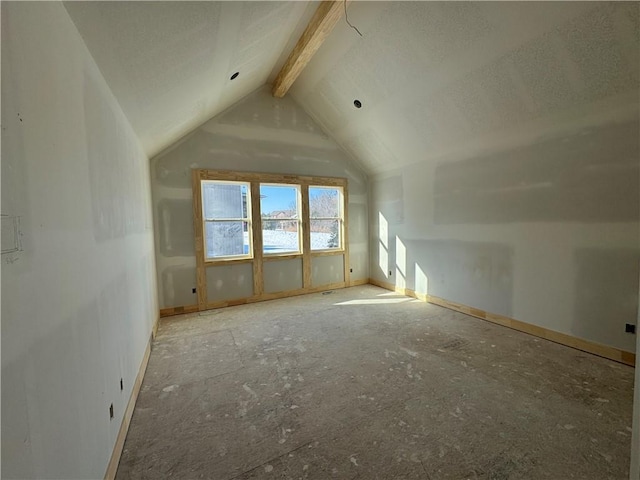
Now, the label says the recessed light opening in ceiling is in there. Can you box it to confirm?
[230,72,239,80]
[354,99,362,109]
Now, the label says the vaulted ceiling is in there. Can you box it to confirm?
[65,1,639,175]
[290,1,639,175]
[64,1,319,157]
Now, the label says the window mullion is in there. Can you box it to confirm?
[250,181,263,295]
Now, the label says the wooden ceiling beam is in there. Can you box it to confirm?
[272,0,347,98]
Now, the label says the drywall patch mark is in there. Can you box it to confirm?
[161,265,197,309]
[158,199,195,257]
[559,3,637,100]
[509,32,579,115]
[263,258,303,294]
[311,255,344,286]
[433,118,640,224]
[1,214,23,255]
[206,263,254,302]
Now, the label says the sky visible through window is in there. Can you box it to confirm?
[260,185,296,214]
[260,185,300,254]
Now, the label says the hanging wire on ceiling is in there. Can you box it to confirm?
[344,0,363,37]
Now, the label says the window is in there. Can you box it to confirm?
[201,180,252,259]
[260,184,301,255]
[309,186,343,251]
[193,170,349,309]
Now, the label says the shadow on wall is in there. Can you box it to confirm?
[434,118,640,225]
[376,212,514,317]
[573,248,640,352]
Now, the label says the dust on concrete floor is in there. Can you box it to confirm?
[117,285,634,480]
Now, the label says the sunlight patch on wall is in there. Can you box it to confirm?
[378,212,389,278]
[415,262,429,296]
[396,235,406,288]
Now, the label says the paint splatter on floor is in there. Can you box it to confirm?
[116,286,634,480]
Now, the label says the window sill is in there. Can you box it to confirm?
[204,256,254,266]
[310,249,345,256]
[263,253,303,261]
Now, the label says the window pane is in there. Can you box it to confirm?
[262,220,300,254]
[260,185,299,219]
[203,182,248,219]
[205,221,250,258]
[260,184,301,254]
[310,219,340,250]
[309,187,340,218]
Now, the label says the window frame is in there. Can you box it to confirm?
[200,179,253,261]
[309,185,345,253]
[260,183,303,257]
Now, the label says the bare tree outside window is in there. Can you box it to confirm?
[310,187,342,250]
[260,184,301,254]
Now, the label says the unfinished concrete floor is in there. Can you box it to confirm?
[117,285,635,480]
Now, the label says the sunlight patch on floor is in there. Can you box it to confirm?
[334,298,412,305]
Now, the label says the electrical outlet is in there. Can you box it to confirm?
[389,270,392,276]
[350,268,353,273]
[192,288,197,294]
[109,403,114,420]
[625,323,636,334]
[120,378,124,391]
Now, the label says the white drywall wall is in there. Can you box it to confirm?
[1,2,158,478]
[151,86,368,309]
